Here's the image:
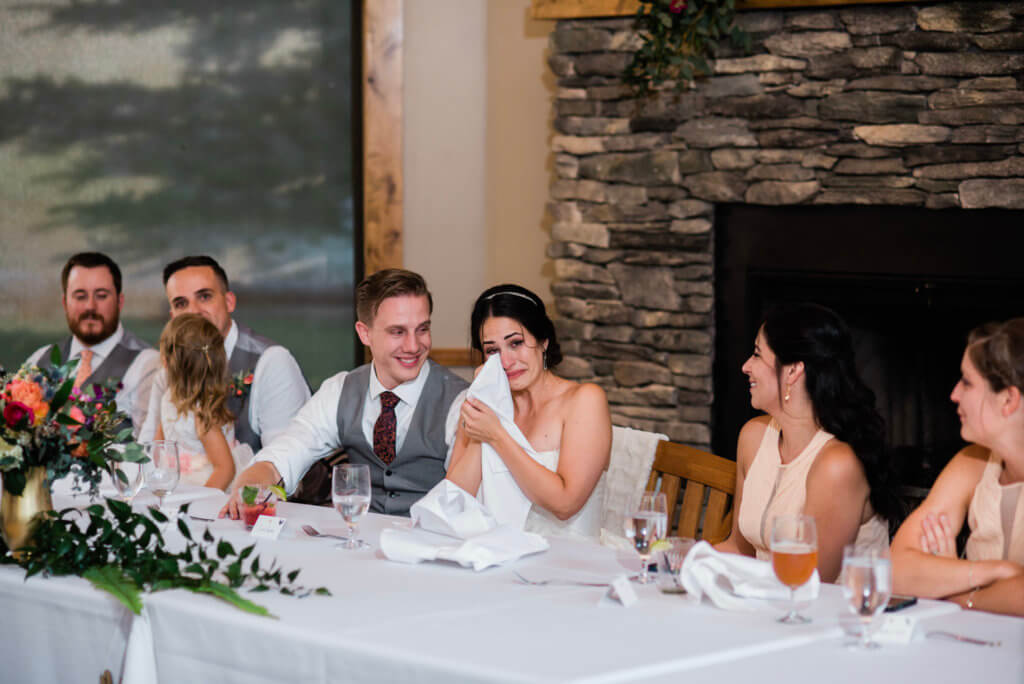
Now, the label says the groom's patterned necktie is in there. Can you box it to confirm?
[373,391,400,464]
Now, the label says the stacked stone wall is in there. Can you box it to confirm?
[546,2,1024,447]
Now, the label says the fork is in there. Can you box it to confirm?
[926,631,1002,647]
[302,524,349,541]
[512,570,612,588]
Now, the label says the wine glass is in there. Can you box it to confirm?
[625,492,667,584]
[332,464,371,550]
[840,545,892,649]
[143,441,180,513]
[108,460,144,504]
[770,514,818,624]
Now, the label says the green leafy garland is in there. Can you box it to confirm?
[1,499,329,617]
[625,0,750,95]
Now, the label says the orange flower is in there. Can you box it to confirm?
[71,442,89,459]
[68,406,86,433]
[8,379,49,424]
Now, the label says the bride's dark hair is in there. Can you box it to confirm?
[762,302,898,526]
[470,284,562,368]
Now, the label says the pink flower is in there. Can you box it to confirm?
[7,379,48,424]
[669,0,686,13]
[3,401,33,428]
[68,406,86,433]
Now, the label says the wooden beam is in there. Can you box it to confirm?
[532,0,916,20]
[429,348,482,368]
[363,0,403,275]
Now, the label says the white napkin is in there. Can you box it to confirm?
[678,541,820,611]
[380,480,549,571]
[469,354,547,529]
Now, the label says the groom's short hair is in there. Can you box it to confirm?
[163,255,230,291]
[61,252,122,295]
[356,269,432,325]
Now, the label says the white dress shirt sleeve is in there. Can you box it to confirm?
[248,345,312,447]
[252,371,347,494]
[137,367,167,444]
[117,349,160,438]
[443,389,469,470]
[25,345,49,367]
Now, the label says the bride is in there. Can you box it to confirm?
[446,284,611,536]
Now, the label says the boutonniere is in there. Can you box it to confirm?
[228,369,255,401]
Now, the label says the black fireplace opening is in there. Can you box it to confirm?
[714,204,1024,495]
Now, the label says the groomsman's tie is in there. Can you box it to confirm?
[373,391,400,464]
[73,349,94,389]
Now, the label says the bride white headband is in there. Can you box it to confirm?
[484,291,538,306]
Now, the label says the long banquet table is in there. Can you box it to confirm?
[1,489,1021,684]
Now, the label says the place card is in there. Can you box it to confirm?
[251,516,287,540]
[873,614,917,645]
[601,574,638,608]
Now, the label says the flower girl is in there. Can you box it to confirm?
[153,314,251,490]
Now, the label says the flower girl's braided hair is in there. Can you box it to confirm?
[159,313,233,434]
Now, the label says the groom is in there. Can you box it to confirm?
[224,268,468,518]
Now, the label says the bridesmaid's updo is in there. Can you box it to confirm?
[966,318,1024,394]
[470,284,562,368]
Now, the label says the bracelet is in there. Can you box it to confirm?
[965,587,979,610]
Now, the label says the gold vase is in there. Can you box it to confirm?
[1,466,52,558]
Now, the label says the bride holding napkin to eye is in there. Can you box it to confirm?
[444,284,612,539]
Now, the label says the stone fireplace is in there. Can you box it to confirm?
[544,2,1024,474]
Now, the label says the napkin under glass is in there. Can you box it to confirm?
[678,541,820,611]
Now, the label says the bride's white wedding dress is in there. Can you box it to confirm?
[522,449,607,541]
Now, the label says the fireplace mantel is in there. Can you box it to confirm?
[532,0,916,20]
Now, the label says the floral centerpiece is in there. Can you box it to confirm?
[0,350,145,551]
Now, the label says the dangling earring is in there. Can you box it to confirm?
[783,384,791,402]
[542,351,548,370]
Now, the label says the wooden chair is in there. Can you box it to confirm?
[645,441,736,544]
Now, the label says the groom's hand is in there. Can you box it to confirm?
[220,461,283,519]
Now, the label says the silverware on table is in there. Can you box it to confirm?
[926,630,1002,647]
[516,573,610,589]
[188,514,215,522]
[301,524,349,541]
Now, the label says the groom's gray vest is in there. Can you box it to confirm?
[40,329,151,427]
[225,323,279,453]
[336,360,468,516]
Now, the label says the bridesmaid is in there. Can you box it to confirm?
[891,319,1024,616]
[716,303,898,582]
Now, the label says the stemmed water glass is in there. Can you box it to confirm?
[625,492,667,584]
[840,545,892,649]
[143,441,180,513]
[770,514,818,624]
[108,460,144,505]
[332,464,371,550]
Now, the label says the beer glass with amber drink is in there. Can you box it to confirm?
[770,514,818,624]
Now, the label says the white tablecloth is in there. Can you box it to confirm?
[1,496,1021,684]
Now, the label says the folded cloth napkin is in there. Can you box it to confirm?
[679,541,820,611]
[469,354,547,529]
[380,480,549,571]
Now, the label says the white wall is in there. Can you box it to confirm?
[403,0,553,348]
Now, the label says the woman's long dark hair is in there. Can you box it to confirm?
[761,302,899,527]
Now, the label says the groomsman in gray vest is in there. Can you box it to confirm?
[25,252,158,438]
[137,255,310,451]
[26,252,159,435]
[224,268,469,518]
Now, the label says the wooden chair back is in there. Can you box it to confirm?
[645,441,736,544]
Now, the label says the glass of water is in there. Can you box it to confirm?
[108,460,144,504]
[332,464,371,550]
[839,544,892,649]
[625,492,667,584]
[143,440,180,513]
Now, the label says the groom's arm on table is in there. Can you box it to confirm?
[221,371,349,519]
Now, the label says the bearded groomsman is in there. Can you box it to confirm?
[138,255,310,452]
[26,252,159,435]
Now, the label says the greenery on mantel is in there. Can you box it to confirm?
[625,0,750,95]
[1,500,329,617]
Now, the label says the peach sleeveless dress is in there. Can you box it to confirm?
[965,451,1024,563]
[737,420,889,561]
